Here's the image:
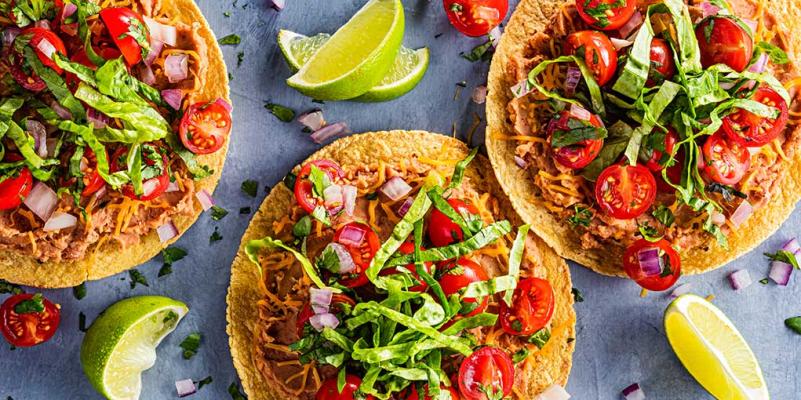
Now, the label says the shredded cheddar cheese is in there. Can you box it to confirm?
[28,232,37,255]
[418,156,459,167]
[640,288,649,298]
[493,134,548,143]
[772,139,789,161]
[368,199,381,233]
[705,294,715,302]
[379,203,400,224]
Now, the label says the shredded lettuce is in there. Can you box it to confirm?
[74,83,170,138]
[245,236,333,291]
[623,81,682,165]
[24,46,86,121]
[448,147,478,189]
[58,121,130,187]
[385,221,512,267]
[502,224,529,305]
[527,55,605,116]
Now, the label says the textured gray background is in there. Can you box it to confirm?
[1,0,799,399]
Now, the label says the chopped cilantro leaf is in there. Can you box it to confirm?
[223,11,231,17]
[79,312,88,332]
[228,382,247,400]
[567,205,593,227]
[511,347,529,363]
[180,332,202,359]
[197,376,213,389]
[211,205,229,221]
[0,279,23,295]
[237,51,245,67]
[241,179,258,197]
[73,283,87,300]
[163,247,188,264]
[13,293,44,314]
[218,34,241,45]
[265,103,295,122]
[239,207,251,215]
[765,250,800,269]
[786,317,801,335]
[759,278,769,284]
[571,288,584,303]
[460,38,493,62]
[210,227,223,243]
[129,269,149,289]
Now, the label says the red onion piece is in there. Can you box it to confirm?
[215,98,233,113]
[337,224,366,247]
[610,37,633,50]
[510,79,533,98]
[729,200,753,227]
[569,103,591,121]
[27,120,47,158]
[161,89,184,110]
[537,384,571,400]
[742,18,758,34]
[50,100,72,120]
[271,0,286,11]
[700,1,721,18]
[475,6,499,20]
[668,283,693,299]
[514,155,528,169]
[144,17,177,47]
[326,243,355,274]
[86,108,110,128]
[489,25,502,48]
[728,269,752,290]
[36,37,56,60]
[719,81,737,91]
[619,11,644,38]
[61,3,77,19]
[769,261,793,286]
[175,379,196,398]
[43,212,77,232]
[710,211,726,226]
[782,238,801,264]
[342,185,357,216]
[45,138,58,158]
[138,64,156,86]
[164,54,189,83]
[749,53,768,73]
[298,110,326,131]
[621,383,645,400]
[472,85,488,104]
[380,176,412,201]
[323,184,343,209]
[310,122,349,144]
[157,221,179,243]
[309,312,339,331]
[3,27,20,48]
[564,66,582,96]
[166,181,180,193]
[144,38,164,67]
[24,182,58,222]
[397,197,414,217]
[195,189,215,211]
[637,247,663,277]
[310,287,333,314]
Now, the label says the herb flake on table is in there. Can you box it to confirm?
[265,102,295,122]
[197,376,213,389]
[218,34,241,45]
[79,312,88,332]
[786,317,801,335]
[210,227,223,243]
[129,269,149,289]
[239,207,251,215]
[241,180,258,197]
[572,288,584,303]
[460,37,493,62]
[228,382,247,400]
[160,247,188,277]
[211,205,229,221]
[180,332,202,359]
[237,51,245,67]
[73,283,87,300]
[223,11,231,17]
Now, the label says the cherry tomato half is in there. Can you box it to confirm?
[576,0,637,30]
[440,258,489,317]
[695,16,753,72]
[10,53,47,92]
[443,0,509,37]
[406,384,460,400]
[80,147,107,197]
[647,38,676,86]
[564,30,618,86]
[178,100,232,155]
[293,159,345,214]
[499,277,555,336]
[99,7,150,65]
[623,238,681,291]
[316,374,374,400]
[548,110,605,169]
[380,242,432,292]
[722,87,789,147]
[644,129,678,172]
[0,293,61,347]
[110,145,170,201]
[0,167,33,211]
[23,27,68,74]
[333,222,381,288]
[595,163,657,219]
[458,346,514,400]
[428,198,480,247]
[702,130,751,185]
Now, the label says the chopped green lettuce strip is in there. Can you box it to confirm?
[385,221,512,267]
[623,80,682,165]
[447,147,478,189]
[58,121,130,187]
[527,55,605,116]
[244,237,334,291]
[74,83,170,138]
[502,224,530,305]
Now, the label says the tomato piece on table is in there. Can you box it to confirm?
[380,242,432,292]
[695,16,753,72]
[575,0,637,30]
[293,159,345,214]
[439,258,489,317]
[99,7,150,65]
[427,198,480,247]
[702,130,751,185]
[458,346,514,400]
[548,110,605,169]
[442,0,509,37]
[0,166,33,211]
[110,145,170,201]
[405,384,460,400]
[80,147,107,197]
[332,222,380,288]
[722,87,789,147]
[647,38,676,86]
[499,277,555,336]
[179,100,232,155]
[1,293,61,347]
[623,238,681,291]
[316,374,374,400]
[595,163,657,219]
[23,27,68,74]
[564,30,618,86]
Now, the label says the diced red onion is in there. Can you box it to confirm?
[668,283,693,299]
[569,104,591,121]
[144,17,177,47]
[310,122,349,144]
[27,120,47,158]
[728,269,752,290]
[93,186,107,201]
[336,224,366,247]
[511,79,533,98]
[729,200,753,228]
[166,181,180,193]
[164,54,189,83]
[564,66,582,96]
[618,11,644,38]
[323,184,343,208]
[700,1,721,18]
[175,379,196,398]
[310,287,333,314]
[637,247,663,277]
[769,261,793,286]
[195,189,215,211]
[144,38,163,67]
[214,98,233,113]
[472,85,488,104]
[138,64,156,86]
[3,27,20,47]
[141,179,160,197]
[782,238,801,256]
[161,89,184,110]
[397,197,414,217]
[742,19,758,34]
[710,211,726,226]
[157,221,179,243]
[514,155,528,169]
[43,212,77,232]
[489,25,502,48]
[610,37,633,50]
[380,176,412,201]
[86,108,109,129]
[45,138,58,158]
[298,110,326,132]
[270,0,285,11]
[34,20,50,30]
[749,53,768,73]
[719,81,737,91]
[326,243,355,274]
[50,100,72,120]
[309,312,339,331]
[342,185,356,217]
[537,384,571,400]
[621,383,645,400]
[36,38,57,60]
[24,182,58,222]
[61,3,77,19]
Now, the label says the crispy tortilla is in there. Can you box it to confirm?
[0,0,230,288]
[486,0,801,276]
[226,131,576,399]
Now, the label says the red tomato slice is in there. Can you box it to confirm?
[595,163,657,219]
[316,374,374,400]
[99,7,149,65]
[458,347,514,400]
[380,242,432,292]
[442,0,509,37]
[695,16,753,72]
[293,159,345,214]
[0,293,61,347]
[575,0,637,30]
[623,238,681,291]
[10,53,47,92]
[439,258,489,318]
[0,166,33,211]
[647,38,676,86]
[427,198,480,247]
[702,130,750,185]
[405,385,460,400]
[179,100,232,155]
[548,110,605,169]
[110,145,170,201]
[722,87,789,147]
[80,147,107,197]
[564,30,618,86]
[333,222,380,288]
[499,277,555,336]
[644,129,678,172]
[23,27,68,74]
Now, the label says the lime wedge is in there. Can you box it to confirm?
[81,296,188,400]
[279,30,429,102]
[664,295,769,400]
[285,0,404,100]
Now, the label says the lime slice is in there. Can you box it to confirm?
[285,0,405,101]
[664,295,769,400]
[81,296,189,400]
[279,30,429,102]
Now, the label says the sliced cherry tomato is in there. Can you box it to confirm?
[644,129,678,172]
[296,294,355,337]
[110,145,170,201]
[10,54,47,92]
[442,0,509,37]
[316,374,374,400]
[647,38,676,86]
[722,87,789,147]
[380,242,432,292]
[458,346,514,400]
[548,110,605,169]
[427,198,480,247]
[178,100,231,155]
[65,46,123,89]
[595,163,657,219]
[439,258,489,317]
[332,222,381,288]
[623,238,681,291]
[695,16,753,72]
[575,0,637,30]
[702,130,750,185]
[499,277,555,336]
[1,293,61,347]
[293,159,345,214]
[99,7,149,65]
[406,384,460,400]
[22,27,68,73]
[80,147,106,197]
[0,166,33,211]
[564,30,618,86]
